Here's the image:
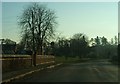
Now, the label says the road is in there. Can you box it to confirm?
[13,59,118,82]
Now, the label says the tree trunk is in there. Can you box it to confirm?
[32,11,36,66]
[40,45,42,55]
[32,52,36,66]
[37,39,43,55]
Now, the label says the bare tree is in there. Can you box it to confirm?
[101,36,108,46]
[18,3,57,66]
[114,36,118,45]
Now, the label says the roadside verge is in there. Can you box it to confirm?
[1,63,63,84]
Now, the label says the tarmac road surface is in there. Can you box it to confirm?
[12,59,118,82]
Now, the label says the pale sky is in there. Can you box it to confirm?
[2,2,118,43]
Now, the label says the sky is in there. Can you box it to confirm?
[2,2,118,43]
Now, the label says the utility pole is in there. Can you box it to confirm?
[118,33,120,44]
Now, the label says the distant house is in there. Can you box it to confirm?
[2,44,16,54]
[0,39,16,54]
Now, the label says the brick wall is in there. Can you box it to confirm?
[2,55,55,73]
[36,55,55,65]
[2,55,32,73]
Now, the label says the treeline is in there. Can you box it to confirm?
[1,33,118,65]
[52,33,117,60]
[1,33,118,60]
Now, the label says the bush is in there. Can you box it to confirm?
[87,52,97,59]
[110,55,118,64]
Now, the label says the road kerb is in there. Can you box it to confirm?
[1,63,63,83]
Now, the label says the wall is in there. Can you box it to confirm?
[2,55,55,73]
[36,55,55,65]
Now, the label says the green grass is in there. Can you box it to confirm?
[55,56,89,64]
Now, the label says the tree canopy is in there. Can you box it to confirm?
[18,3,57,55]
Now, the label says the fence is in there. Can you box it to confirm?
[2,55,55,73]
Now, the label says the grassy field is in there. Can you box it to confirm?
[55,56,90,64]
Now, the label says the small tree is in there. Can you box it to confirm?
[114,36,118,45]
[95,36,101,46]
[70,33,89,59]
[101,36,108,46]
